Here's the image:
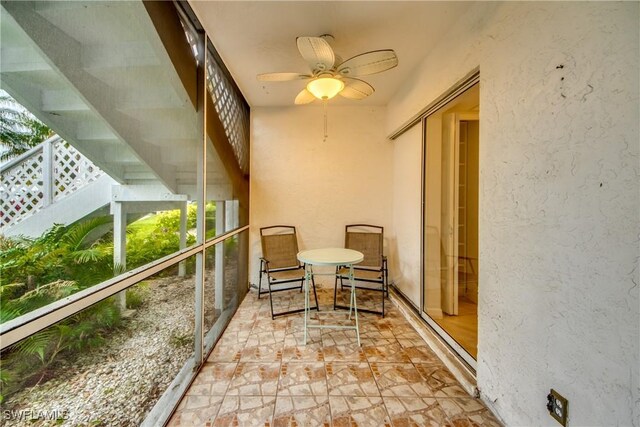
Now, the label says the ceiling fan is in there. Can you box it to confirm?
[257,35,398,104]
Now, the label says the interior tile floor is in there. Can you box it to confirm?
[168,286,502,427]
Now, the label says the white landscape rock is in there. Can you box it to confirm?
[3,276,196,427]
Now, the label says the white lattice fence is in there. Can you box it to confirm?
[206,55,250,174]
[179,17,249,174]
[53,140,103,202]
[0,148,45,227]
[0,136,103,229]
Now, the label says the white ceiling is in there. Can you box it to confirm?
[190,1,473,107]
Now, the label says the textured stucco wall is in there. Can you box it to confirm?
[387,2,639,426]
[250,105,393,284]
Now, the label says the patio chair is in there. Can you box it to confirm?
[258,225,319,319]
[333,224,389,317]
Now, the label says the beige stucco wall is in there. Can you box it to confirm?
[250,105,393,284]
[388,2,639,425]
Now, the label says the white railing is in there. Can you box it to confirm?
[0,135,104,228]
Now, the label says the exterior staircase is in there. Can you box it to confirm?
[1,135,116,237]
[0,1,234,207]
[0,1,242,239]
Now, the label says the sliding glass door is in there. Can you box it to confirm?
[422,82,479,367]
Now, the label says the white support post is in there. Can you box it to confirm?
[178,202,188,277]
[113,202,127,310]
[225,200,237,231]
[42,139,53,207]
[215,201,226,311]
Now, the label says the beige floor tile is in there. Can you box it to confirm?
[322,343,367,362]
[225,318,256,333]
[226,362,280,396]
[217,330,251,345]
[251,317,288,334]
[326,362,380,397]
[207,342,244,363]
[415,364,469,397]
[394,329,427,348]
[329,396,391,427]
[278,361,328,396]
[240,342,283,362]
[283,328,322,347]
[171,289,504,427]
[437,397,503,427]
[213,395,275,427]
[245,330,286,346]
[383,396,448,427]
[273,395,331,427]
[363,340,411,363]
[168,395,223,426]
[403,345,443,364]
[282,342,324,362]
[370,363,434,398]
[191,363,238,395]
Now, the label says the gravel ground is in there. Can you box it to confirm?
[2,275,196,427]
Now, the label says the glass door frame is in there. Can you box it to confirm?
[419,72,480,371]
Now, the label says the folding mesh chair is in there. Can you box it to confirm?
[333,224,389,317]
[258,225,319,319]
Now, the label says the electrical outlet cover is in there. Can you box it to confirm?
[547,389,568,426]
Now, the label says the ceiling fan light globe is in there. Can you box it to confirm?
[307,77,344,100]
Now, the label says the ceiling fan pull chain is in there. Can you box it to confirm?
[323,99,328,141]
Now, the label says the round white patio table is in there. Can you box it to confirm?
[297,248,364,346]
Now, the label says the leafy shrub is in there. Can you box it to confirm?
[126,282,150,309]
[169,331,193,348]
[0,298,121,401]
[0,217,114,321]
[0,202,215,400]
[125,206,199,271]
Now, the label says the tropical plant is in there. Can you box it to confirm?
[0,204,211,401]
[0,298,121,400]
[0,93,53,161]
[0,216,114,321]
[125,206,199,271]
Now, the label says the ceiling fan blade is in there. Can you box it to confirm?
[339,78,374,100]
[337,50,398,77]
[294,88,316,105]
[257,72,311,82]
[296,36,335,73]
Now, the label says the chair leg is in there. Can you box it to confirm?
[333,268,339,310]
[311,274,319,311]
[258,264,263,299]
[381,282,385,318]
[385,266,389,297]
[267,280,275,320]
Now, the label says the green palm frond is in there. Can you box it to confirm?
[17,280,77,303]
[0,282,26,300]
[72,247,106,264]
[12,328,58,364]
[63,216,112,251]
[0,305,22,323]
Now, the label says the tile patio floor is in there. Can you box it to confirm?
[168,286,502,426]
